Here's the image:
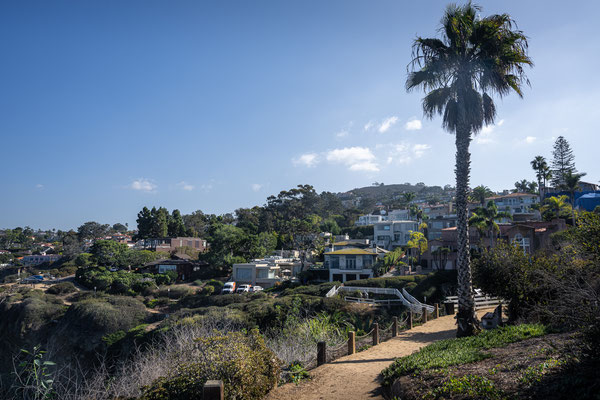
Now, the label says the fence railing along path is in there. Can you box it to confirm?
[444,293,503,309]
[325,285,434,314]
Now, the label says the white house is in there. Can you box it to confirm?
[373,220,419,250]
[355,214,385,226]
[232,256,302,288]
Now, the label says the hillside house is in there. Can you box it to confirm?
[324,248,382,282]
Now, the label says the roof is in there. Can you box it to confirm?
[487,192,537,200]
[326,248,377,255]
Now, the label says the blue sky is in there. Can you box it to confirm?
[1,0,599,230]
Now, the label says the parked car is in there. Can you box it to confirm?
[221,282,236,294]
[250,285,263,292]
[236,284,251,293]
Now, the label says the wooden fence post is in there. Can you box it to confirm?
[434,303,439,319]
[317,341,326,366]
[408,311,413,330]
[348,331,356,355]
[422,306,428,323]
[203,380,224,400]
[392,316,398,337]
[372,323,379,346]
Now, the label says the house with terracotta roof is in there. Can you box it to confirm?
[471,192,540,221]
[419,219,567,271]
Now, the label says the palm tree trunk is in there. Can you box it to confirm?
[455,130,479,337]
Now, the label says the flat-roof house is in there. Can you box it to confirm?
[22,254,62,266]
[144,237,208,252]
[232,256,302,288]
[373,220,419,250]
[139,259,209,281]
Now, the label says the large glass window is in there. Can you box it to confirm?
[158,265,177,274]
[235,267,252,280]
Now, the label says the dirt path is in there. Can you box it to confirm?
[266,309,493,400]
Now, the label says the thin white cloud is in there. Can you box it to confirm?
[378,116,399,133]
[476,119,504,145]
[326,146,379,172]
[524,136,537,144]
[386,143,431,165]
[364,121,374,131]
[251,183,263,192]
[35,184,44,189]
[199,183,213,192]
[177,181,195,191]
[336,130,349,138]
[293,153,319,167]
[412,143,431,158]
[129,178,157,193]
[405,118,422,131]
[349,161,379,172]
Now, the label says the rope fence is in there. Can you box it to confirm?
[281,302,451,379]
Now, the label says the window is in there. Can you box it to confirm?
[235,267,252,280]
[330,256,340,269]
[345,256,356,269]
[158,264,177,274]
[363,256,373,267]
[382,225,391,231]
[513,233,530,254]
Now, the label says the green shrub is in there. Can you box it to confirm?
[140,330,280,400]
[192,279,203,286]
[158,286,192,299]
[381,324,547,386]
[204,279,224,293]
[46,282,77,295]
[428,374,505,400]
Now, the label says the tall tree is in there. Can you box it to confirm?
[135,207,153,240]
[150,207,169,238]
[551,136,577,187]
[530,155,548,198]
[469,200,512,248]
[167,209,187,237]
[407,3,532,336]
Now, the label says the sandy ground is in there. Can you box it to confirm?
[266,309,494,400]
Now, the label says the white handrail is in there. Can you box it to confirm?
[332,286,431,313]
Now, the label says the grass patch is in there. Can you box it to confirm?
[382,324,547,386]
[425,374,505,400]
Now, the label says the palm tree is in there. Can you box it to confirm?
[407,3,532,336]
[540,195,571,221]
[404,192,417,218]
[469,200,512,248]
[471,185,493,206]
[560,171,587,224]
[530,156,547,199]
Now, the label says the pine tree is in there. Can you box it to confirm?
[551,136,577,187]
[168,209,187,237]
[135,207,152,240]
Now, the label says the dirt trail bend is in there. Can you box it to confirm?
[266,310,492,400]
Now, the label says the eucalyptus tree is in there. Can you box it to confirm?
[469,200,512,248]
[406,3,532,336]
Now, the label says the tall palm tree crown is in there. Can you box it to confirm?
[407,2,532,337]
[531,155,548,198]
[471,185,493,206]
